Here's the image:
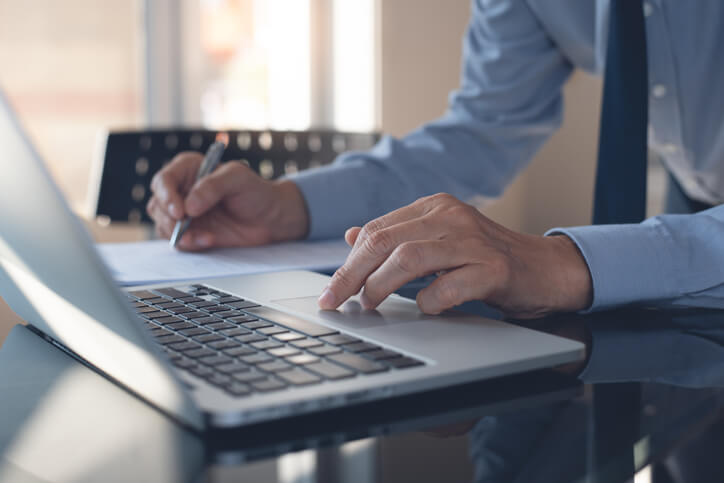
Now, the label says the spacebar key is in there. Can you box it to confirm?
[244,307,338,337]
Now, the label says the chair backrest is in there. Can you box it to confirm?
[89,129,379,224]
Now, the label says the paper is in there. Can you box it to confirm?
[97,239,351,286]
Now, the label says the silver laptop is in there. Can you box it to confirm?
[0,90,584,431]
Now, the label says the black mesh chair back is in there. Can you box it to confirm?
[91,129,379,224]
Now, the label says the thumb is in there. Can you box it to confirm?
[184,161,251,217]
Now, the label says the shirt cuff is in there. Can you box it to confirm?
[545,222,680,311]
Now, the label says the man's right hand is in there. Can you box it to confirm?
[147,152,309,251]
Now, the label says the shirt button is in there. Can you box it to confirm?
[643,2,654,17]
[652,84,667,98]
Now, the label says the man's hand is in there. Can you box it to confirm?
[147,152,309,250]
[318,193,593,318]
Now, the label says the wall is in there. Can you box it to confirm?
[378,0,602,234]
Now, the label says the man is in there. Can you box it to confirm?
[147,0,724,319]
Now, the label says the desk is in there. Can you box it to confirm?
[0,304,722,483]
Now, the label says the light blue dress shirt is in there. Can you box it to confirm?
[291,0,724,311]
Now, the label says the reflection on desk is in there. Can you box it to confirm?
[0,307,722,483]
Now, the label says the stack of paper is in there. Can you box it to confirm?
[97,239,351,286]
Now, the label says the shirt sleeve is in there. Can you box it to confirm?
[291,0,573,239]
[547,204,724,311]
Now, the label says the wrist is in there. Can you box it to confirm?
[270,180,310,242]
[551,235,593,312]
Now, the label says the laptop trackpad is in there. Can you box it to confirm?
[272,295,435,329]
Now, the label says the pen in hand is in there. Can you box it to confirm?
[169,140,226,248]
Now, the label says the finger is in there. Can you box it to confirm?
[147,197,177,239]
[150,152,203,219]
[345,227,361,246]
[416,264,487,315]
[350,198,431,253]
[319,218,439,310]
[176,229,214,252]
[184,161,253,217]
[360,240,466,309]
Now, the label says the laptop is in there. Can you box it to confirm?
[0,90,584,431]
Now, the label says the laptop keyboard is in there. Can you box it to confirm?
[127,284,425,398]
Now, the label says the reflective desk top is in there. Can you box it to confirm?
[1,302,722,483]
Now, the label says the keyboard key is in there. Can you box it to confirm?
[193,333,224,343]
[251,378,287,392]
[320,334,360,346]
[243,320,272,329]
[156,334,185,345]
[220,327,251,337]
[232,370,267,383]
[154,316,184,325]
[276,368,321,386]
[129,290,158,300]
[229,315,258,324]
[385,357,424,369]
[226,300,261,309]
[149,327,172,337]
[207,373,232,386]
[177,296,203,303]
[215,310,243,319]
[156,287,193,298]
[144,311,172,320]
[309,344,343,356]
[172,357,196,369]
[168,307,195,315]
[145,297,167,304]
[344,342,380,353]
[189,366,214,378]
[189,301,215,308]
[327,353,388,374]
[185,348,217,359]
[183,311,210,319]
[245,306,338,337]
[136,306,160,313]
[306,361,355,380]
[217,362,250,374]
[199,355,233,366]
[157,302,183,309]
[363,349,402,361]
[178,327,209,337]
[218,296,243,303]
[224,382,251,396]
[257,326,288,336]
[167,321,195,331]
[274,331,305,342]
[291,338,324,349]
[195,316,222,325]
[207,322,236,331]
[235,334,266,344]
[169,341,203,352]
[257,360,293,372]
[241,353,274,365]
[286,354,320,365]
[223,346,256,357]
[208,339,240,350]
[251,339,283,350]
[204,306,229,313]
[268,346,301,358]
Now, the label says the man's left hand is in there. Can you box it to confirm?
[317,193,593,319]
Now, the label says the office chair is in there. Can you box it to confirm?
[89,129,380,225]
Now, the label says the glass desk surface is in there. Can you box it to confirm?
[0,303,722,483]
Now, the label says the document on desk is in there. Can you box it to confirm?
[97,239,351,286]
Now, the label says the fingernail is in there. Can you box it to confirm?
[169,203,180,218]
[318,287,337,309]
[195,234,212,248]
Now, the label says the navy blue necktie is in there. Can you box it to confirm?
[592,0,649,224]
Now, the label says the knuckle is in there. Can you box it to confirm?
[365,229,394,256]
[332,265,356,289]
[392,242,424,274]
[435,278,460,308]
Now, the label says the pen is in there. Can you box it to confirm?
[169,140,226,248]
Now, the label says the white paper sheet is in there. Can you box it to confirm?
[97,239,350,286]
